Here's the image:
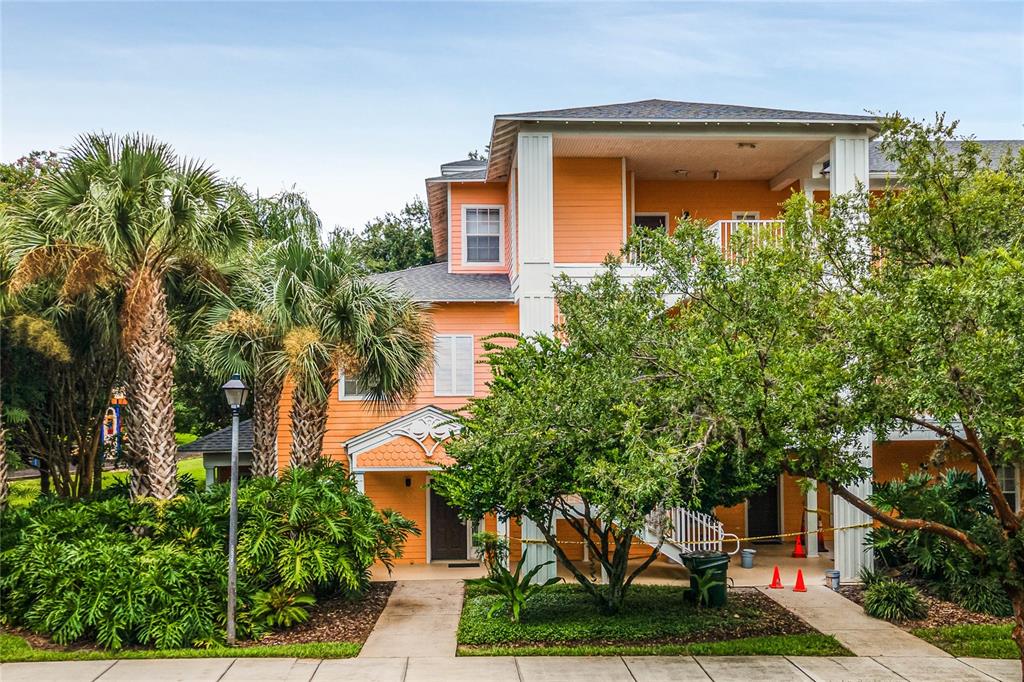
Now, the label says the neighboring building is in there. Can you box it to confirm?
[180,420,253,489]
[275,99,1024,578]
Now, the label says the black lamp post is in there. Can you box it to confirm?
[221,373,249,646]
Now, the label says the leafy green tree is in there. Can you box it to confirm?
[336,198,434,273]
[434,269,762,615]
[4,133,251,499]
[632,115,1024,665]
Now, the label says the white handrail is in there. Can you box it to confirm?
[646,507,739,555]
[709,219,785,256]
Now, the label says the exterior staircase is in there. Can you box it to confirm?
[642,507,740,565]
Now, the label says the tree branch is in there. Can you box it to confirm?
[831,483,986,556]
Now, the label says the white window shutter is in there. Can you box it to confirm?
[455,336,474,395]
[434,335,453,395]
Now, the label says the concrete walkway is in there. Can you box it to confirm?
[760,584,949,658]
[359,579,464,658]
[3,655,1020,682]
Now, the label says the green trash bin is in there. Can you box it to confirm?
[680,550,729,607]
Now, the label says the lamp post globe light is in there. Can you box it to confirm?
[221,373,249,646]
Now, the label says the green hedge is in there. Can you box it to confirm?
[0,460,416,650]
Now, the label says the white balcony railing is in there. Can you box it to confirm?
[709,219,785,258]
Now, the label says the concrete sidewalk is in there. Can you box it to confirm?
[2,655,1020,682]
[359,579,464,658]
[760,584,949,658]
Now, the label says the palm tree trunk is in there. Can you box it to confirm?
[251,372,284,478]
[288,366,337,469]
[123,269,178,500]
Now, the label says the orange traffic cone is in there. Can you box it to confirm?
[769,565,783,589]
[792,531,807,558]
[793,569,807,592]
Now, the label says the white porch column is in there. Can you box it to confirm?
[829,134,873,581]
[806,480,819,558]
[204,462,215,491]
[833,431,874,581]
[514,131,559,583]
[829,135,870,196]
[353,472,365,494]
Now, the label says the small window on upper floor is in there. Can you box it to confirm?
[996,463,1020,513]
[338,371,367,400]
[634,213,669,234]
[464,206,503,264]
[732,211,760,222]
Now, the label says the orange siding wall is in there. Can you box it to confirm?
[275,302,519,469]
[449,183,509,274]
[634,180,799,234]
[872,440,975,482]
[553,157,624,263]
[715,476,833,546]
[366,471,429,564]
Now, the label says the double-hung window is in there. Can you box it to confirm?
[434,335,474,396]
[463,206,502,265]
[338,371,367,400]
[996,463,1020,512]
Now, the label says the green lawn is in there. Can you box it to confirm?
[0,633,359,663]
[912,624,1019,659]
[457,583,850,657]
[7,457,206,509]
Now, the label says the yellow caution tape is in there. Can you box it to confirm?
[512,521,874,546]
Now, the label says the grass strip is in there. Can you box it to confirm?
[0,634,360,662]
[911,624,1018,659]
[458,633,850,657]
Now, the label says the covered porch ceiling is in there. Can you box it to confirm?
[552,134,830,186]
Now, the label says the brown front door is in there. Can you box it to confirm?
[747,478,782,544]
[430,489,467,560]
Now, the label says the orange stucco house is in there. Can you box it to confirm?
[274,99,1023,580]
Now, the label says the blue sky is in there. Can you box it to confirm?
[3,1,1022,231]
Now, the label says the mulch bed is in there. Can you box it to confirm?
[245,581,394,646]
[838,583,1012,629]
[2,581,395,652]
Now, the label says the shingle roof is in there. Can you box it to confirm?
[425,169,486,183]
[178,419,253,454]
[370,262,513,302]
[442,159,488,169]
[497,99,876,124]
[869,139,1024,173]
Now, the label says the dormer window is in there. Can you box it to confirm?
[463,206,503,264]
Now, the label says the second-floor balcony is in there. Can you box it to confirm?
[709,219,785,257]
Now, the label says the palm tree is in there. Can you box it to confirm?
[203,188,321,478]
[5,134,249,499]
[270,237,433,468]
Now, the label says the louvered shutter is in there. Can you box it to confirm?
[434,335,453,395]
[454,336,474,395]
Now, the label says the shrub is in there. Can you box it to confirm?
[863,579,927,622]
[250,587,316,629]
[0,460,417,649]
[464,550,561,623]
[867,469,1012,616]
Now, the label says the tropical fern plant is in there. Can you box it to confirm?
[250,586,316,628]
[0,459,418,649]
